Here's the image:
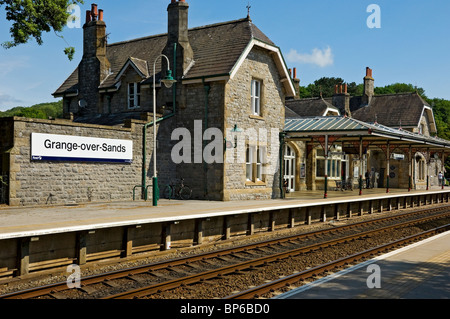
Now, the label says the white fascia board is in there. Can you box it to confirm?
[423,105,438,133]
[229,39,296,97]
[115,59,146,81]
[323,107,340,116]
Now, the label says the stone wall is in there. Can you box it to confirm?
[158,81,225,201]
[6,117,158,206]
[223,47,285,200]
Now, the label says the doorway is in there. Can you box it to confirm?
[284,145,296,193]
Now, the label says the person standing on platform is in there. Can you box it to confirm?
[438,172,443,187]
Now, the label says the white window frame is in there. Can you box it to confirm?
[128,82,141,109]
[246,145,254,181]
[256,146,267,182]
[246,145,266,183]
[251,79,261,116]
[315,148,342,179]
[284,145,296,192]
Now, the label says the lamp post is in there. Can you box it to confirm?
[151,54,176,206]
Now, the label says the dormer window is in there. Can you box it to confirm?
[128,83,141,109]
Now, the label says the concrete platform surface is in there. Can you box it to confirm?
[0,188,448,240]
[276,230,450,299]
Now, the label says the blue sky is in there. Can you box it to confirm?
[1,0,449,110]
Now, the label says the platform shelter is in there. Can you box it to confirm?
[281,116,450,199]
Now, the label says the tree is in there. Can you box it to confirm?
[1,0,84,60]
[0,100,63,119]
[299,78,363,98]
[374,83,427,98]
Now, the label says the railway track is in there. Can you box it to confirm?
[1,205,450,300]
[225,224,450,299]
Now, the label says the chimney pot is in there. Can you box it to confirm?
[335,85,338,94]
[344,84,348,94]
[340,84,343,94]
[91,4,98,20]
[99,9,103,21]
[293,67,297,79]
[86,10,91,23]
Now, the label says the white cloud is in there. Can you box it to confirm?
[0,56,29,76]
[0,94,23,110]
[286,46,334,68]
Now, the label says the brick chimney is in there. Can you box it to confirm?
[162,0,194,80]
[78,3,111,114]
[292,67,301,100]
[362,67,374,106]
[332,83,351,117]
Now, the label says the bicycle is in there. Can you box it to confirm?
[163,178,192,200]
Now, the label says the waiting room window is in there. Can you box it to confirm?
[246,145,266,182]
[316,148,342,178]
[246,146,254,181]
[251,79,261,116]
[256,147,266,181]
[128,83,141,109]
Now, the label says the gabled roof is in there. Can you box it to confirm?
[351,92,436,132]
[286,97,340,117]
[54,18,295,97]
[114,57,149,81]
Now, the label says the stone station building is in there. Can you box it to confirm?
[0,2,449,207]
[0,1,296,206]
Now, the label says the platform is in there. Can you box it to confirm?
[0,187,448,240]
[0,187,449,279]
[275,230,450,299]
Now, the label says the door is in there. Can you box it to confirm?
[284,145,296,192]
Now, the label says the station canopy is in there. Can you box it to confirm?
[284,116,450,153]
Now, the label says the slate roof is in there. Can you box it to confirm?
[285,97,339,117]
[351,92,430,128]
[54,18,274,96]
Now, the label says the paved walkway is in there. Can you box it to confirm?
[276,231,450,299]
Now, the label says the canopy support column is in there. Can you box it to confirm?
[409,145,412,192]
[324,135,328,199]
[386,140,390,193]
[426,147,430,191]
[359,137,363,196]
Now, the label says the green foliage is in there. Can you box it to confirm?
[298,77,363,98]
[0,100,63,119]
[1,0,84,60]
[64,46,75,61]
[374,83,427,98]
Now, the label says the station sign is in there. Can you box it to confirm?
[391,153,405,160]
[31,133,133,163]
